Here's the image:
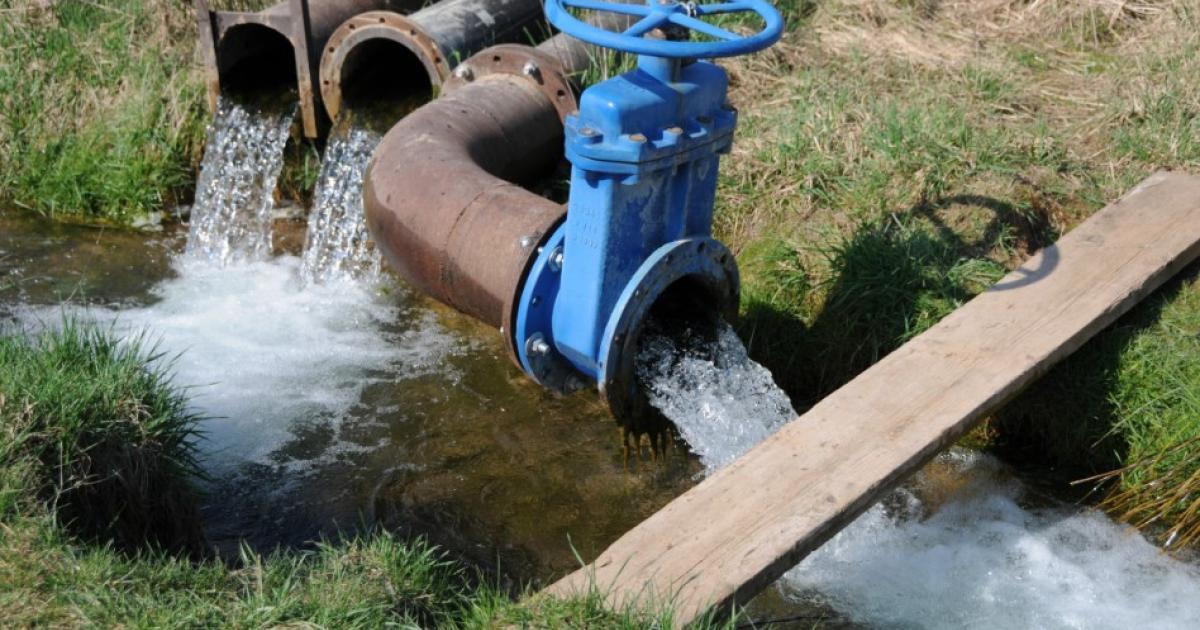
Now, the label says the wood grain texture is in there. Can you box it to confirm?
[545,172,1200,625]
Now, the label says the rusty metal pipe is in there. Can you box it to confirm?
[364,17,632,357]
[318,0,546,123]
[195,0,422,137]
[530,25,620,81]
[364,71,566,341]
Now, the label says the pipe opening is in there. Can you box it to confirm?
[618,275,729,436]
[216,24,298,100]
[637,275,728,378]
[338,38,433,122]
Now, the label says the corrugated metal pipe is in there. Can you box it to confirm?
[363,23,626,362]
[318,0,548,123]
[194,0,422,137]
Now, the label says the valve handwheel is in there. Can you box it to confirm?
[545,0,783,59]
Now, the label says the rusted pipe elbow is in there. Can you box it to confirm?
[363,67,569,357]
[363,18,637,360]
[318,0,546,123]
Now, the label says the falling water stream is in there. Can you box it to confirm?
[299,122,384,286]
[637,320,1200,629]
[186,97,295,265]
[639,322,794,470]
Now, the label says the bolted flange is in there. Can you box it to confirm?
[513,225,588,394]
[443,44,578,122]
[597,237,740,426]
[318,10,448,122]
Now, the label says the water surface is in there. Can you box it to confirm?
[1,209,697,584]
[639,319,1200,629]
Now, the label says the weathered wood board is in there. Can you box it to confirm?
[545,172,1200,625]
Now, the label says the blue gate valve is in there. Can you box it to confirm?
[514,0,783,424]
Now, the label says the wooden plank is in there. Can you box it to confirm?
[544,172,1200,624]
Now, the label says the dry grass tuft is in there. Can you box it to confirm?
[813,0,1183,68]
[1082,436,1200,549]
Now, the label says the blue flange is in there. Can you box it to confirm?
[597,237,739,420]
[516,230,740,407]
[514,224,583,393]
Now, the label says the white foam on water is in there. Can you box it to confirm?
[25,255,461,475]
[186,98,295,265]
[783,450,1200,629]
[638,321,1200,628]
[300,125,383,286]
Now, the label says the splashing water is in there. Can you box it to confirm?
[637,320,1200,628]
[24,256,461,476]
[783,449,1200,629]
[638,321,794,470]
[300,125,383,286]
[186,97,295,265]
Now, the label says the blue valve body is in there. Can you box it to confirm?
[555,60,733,376]
[514,58,742,392]
[515,0,782,406]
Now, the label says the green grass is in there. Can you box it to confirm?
[0,521,468,628]
[0,318,204,553]
[0,320,734,626]
[0,0,207,225]
[1,511,730,627]
[740,217,1006,404]
[995,268,1200,547]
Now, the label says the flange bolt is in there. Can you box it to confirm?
[530,337,551,355]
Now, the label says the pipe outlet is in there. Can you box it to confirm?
[194,0,422,137]
[319,0,546,123]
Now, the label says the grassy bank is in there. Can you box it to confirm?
[0,320,204,554]
[718,0,1199,545]
[0,0,207,224]
[0,321,728,627]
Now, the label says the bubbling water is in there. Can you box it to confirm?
[637,321,794,470]
[637,319,1200,628]
[186,97,295,265]
[25,256,461,476]
[783,449,1200,629]
[299,124,383,286]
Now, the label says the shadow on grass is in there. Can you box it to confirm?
[992,263,1200,482]
[738,189,1199,506]
[914,193,1061,258]
[739,193,1027,410]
